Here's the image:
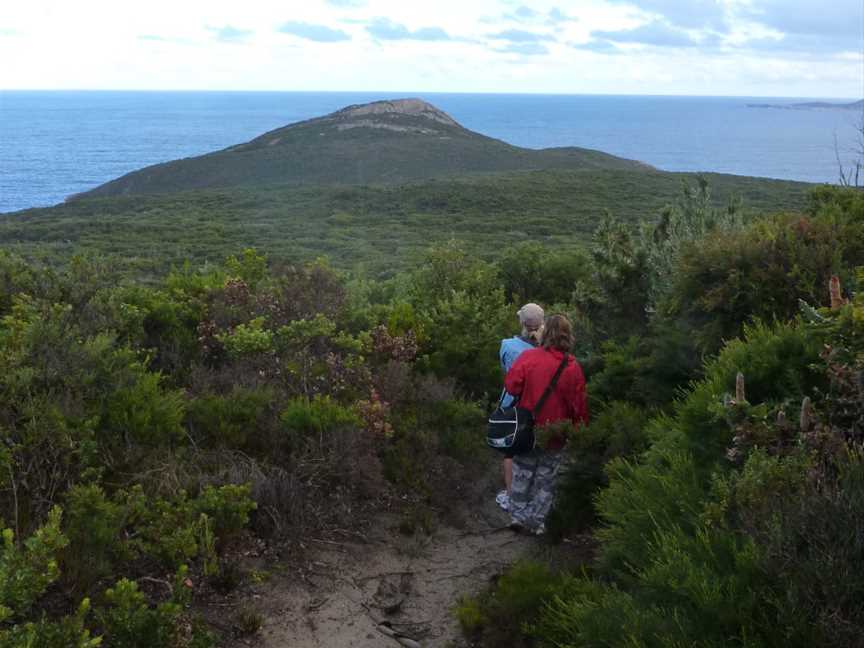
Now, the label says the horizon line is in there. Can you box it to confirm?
[0,88,860,102]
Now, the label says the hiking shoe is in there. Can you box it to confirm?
[508,519,524,533]
[533,524,546,536]
[495,490,510,511]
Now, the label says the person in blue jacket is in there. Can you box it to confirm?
[496,303,545,511]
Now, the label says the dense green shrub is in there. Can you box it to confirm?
[428,399,484,461]
[102,370,186,448]
[0,508,67,623]
[456,561,569,648]
[280,395,361,453]
[62,484,128,591]
[185,387,273,450]
[548,401,650,534]
[96,574,213,648]
[665,214,864,352]
[0,600,100,648]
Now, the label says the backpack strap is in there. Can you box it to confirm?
[532,353,568,418]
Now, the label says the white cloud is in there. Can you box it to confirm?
[0,0,859,96]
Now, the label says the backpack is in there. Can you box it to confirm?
[486,353,568,455]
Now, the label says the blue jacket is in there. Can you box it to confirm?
[499,336,535,407]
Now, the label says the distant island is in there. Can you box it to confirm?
[747,99,864,111]
[70,98,648,200]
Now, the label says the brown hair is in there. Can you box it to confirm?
[541,314,573,352]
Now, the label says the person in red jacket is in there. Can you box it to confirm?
[503,314,588,534]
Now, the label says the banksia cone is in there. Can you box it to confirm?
[735,372,745,403]
[800,397,812,431]
[829,275,847,310]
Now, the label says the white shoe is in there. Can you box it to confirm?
[495,490,510,511]
[533,524,546,536]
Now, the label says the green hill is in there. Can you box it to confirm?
[72,98,648,199]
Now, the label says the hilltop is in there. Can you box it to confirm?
[72,98,648,199]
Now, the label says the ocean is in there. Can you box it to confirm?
[0,91,861,214]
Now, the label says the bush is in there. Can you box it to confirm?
[0,507,67,623]
[102,370,186,448]
[456,561,569,648]
[96,575,213,648]
[185,387,273,450]
[279,395,361,456]
[62,484,128,591]
[665,214,864,353]
[428,399,484,462]
[0,599,100,648]
[547,401,650,534]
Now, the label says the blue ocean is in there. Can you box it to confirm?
[0,91,860,214]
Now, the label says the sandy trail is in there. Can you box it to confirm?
[236,472,537,648]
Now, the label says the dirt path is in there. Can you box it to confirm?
[232,471,538,647]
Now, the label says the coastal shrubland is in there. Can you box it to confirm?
[459,185,864,647]
[0,169,809,278]
[0,181,861,645]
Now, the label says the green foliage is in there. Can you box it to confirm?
[548,401,650,534]
[664,212,864,352]
[0,508,67,623]
[643,175,745,308]
[0,599,101,648]
[185,388,273,449]
[583,211,652,339]
[225,248,267,288]
[216,318,274,356]
[457,561,569,648]
[408,242,511,396]
[95,577,214,648]
[280,395,361,451]
[102,370,185,447]
[191,485,256,545]
[62,485,127,591]
[428,399,484,461]
[121,484,254,569]
[496,242,590,305]
[587,327,701,410]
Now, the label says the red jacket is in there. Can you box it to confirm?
[504,347,589,449]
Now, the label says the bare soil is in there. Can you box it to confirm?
[207,458,597,648]
[209,461,595,648]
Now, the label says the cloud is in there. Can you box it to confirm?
[547,8,577,25]
[366,18,453,41]
[571,39,622,54]
[498,5,575,26]
[278,21,351,42]
[594,20,700,47]
[487,29,556,43]
[605,0,727,30]
[496,42,549,55]
[740,0,863,53]
[514,6,538,19]
[326,0,366,6]
[207,25,253,43]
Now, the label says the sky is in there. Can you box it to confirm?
[1,0,862,97]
